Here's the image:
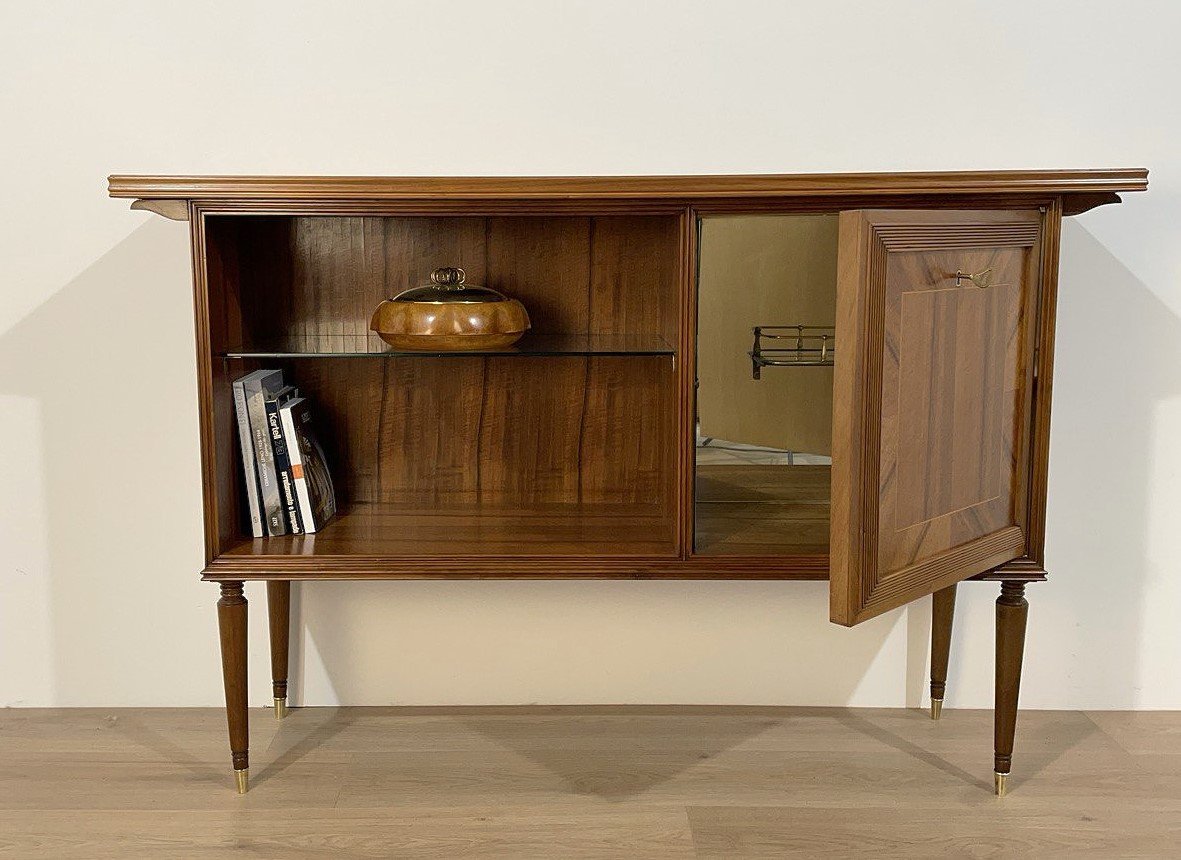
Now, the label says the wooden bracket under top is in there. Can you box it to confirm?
[130,199,189,221]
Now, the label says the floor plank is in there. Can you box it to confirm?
[0,707,1177,858]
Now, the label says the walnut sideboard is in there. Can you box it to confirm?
[109,169,1149,795]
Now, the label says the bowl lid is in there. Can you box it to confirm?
[391,267,508,304]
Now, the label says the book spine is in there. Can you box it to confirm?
[280,404,318,532]
[232,381,264,538]
[246,383,285,536]
[266,397,302,534]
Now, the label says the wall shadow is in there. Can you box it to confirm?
[1019,218,1180,708]
[295,579,898,710]
[899,217,1181,712]
[0,218,216,705]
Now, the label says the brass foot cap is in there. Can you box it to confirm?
[235,768,249,795]
[274,697,288,720]
[930,699,943,721]
[994,771,1008,797]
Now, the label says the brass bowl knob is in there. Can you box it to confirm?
[430,267,466,287]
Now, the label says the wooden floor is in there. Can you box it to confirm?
[1,707,1178,858]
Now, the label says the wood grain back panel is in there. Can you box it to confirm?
[477,356,588,505]
[589,216,680,344]
[486,217,591,332]
[831,209,1040,625]
[205,213,682,550]
[223,214,678,343]
[264,355,675,513]
[374,358,486,506]
[580,357,675,506]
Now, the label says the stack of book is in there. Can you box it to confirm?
[232,370,337,538]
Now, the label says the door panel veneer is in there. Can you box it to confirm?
[831,210,1040,625]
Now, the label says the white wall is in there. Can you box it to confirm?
[2,0,1178,710]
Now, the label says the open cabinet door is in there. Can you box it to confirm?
[830,210,1042,626]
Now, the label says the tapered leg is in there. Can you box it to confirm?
[994,580,1029,796]
[217,581,249,794]
[267,581,291,719]
[929,584,957,720]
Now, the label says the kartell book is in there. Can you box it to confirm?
[265,385,302,535]
[240,369,286,536]
[231,369,283,538]
[278,396,336,532]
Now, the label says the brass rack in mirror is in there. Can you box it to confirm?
[749,325,836,378]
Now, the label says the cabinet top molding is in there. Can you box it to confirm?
[109,168,1147,202]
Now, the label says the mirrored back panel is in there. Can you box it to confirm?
[694,215,838,556]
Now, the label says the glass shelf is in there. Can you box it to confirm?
[221,332,675,359]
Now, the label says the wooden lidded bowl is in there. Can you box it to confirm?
[369,267,531,351]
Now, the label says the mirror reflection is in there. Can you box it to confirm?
[694,215,838,555]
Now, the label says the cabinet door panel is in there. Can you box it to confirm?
[830,210,1040,626]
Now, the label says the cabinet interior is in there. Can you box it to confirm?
[203,214,682,559]
[694,214,838,556]
[202,211,844,563]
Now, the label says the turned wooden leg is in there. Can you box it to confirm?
[929,584,957,720]
[267,581,291,720]
[217,581,249,794]
[994,580,1029,796]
